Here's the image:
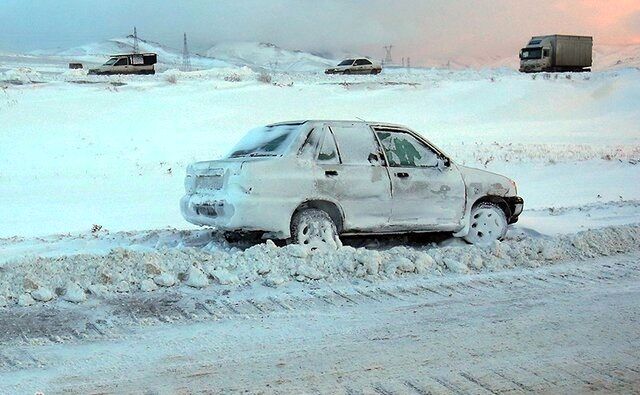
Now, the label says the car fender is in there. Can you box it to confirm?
[452,165,517,237]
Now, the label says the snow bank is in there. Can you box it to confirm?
[0,67,42,83]
[1,225,638,308]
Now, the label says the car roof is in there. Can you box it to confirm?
[267,120,408,129]
[109,53,157,57]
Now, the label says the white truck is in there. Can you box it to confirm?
[519,35,592,73]
[181,121,523,247]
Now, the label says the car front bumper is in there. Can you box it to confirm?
[505,196,524,224]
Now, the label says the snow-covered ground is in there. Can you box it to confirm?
[1,252,639,393]
[1,65,638,238]
[1,51,639,392]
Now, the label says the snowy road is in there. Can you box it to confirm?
[1,252,639,394]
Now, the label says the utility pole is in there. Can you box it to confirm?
[182,32,191,72]
[383,45,393,64]
[132,27,139,53]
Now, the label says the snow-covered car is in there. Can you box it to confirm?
[181,121,523,247]
[325,58,382,75]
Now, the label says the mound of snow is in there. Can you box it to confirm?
[1,225,638,307]
[205,42,335,72]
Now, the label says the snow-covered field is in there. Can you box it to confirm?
[1,60,640,296]
[1,49,639,392]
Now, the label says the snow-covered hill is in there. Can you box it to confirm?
[205,42,336,72]
[30,36,233,70]
[594,44,640,70]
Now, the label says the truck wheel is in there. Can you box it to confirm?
[463,202,508,246]
[291,209,341,250]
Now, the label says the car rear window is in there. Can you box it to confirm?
[228,124,302,158]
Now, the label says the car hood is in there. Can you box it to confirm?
[457,165,516,197]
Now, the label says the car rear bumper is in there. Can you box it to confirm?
[180,194,295,238]
[506,196,524,224]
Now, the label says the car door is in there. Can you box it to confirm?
[113,57,129,74]
[313,124,392,232]
[353,59,370,74]
[374,128,465,230]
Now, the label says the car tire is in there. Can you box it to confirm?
[463,202,508,246]
[290,209,341,250]
[343,70,351,75]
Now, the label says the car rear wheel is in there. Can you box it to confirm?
[343,70,351,75]
[463,202,508,246]
[291,209,341,250]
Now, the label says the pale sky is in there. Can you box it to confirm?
[1,0,639,64]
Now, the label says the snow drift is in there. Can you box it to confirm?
[1,225,638,308]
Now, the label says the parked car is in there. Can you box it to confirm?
[325,58,382,75]
[181,121,523,247]
[88,53,157,75]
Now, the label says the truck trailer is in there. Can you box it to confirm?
[519,35,592,73]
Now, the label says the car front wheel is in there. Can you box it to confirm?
[290,209,341,250]
[463,202,508,246]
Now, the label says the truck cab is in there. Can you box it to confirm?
[88,53,157,75]
[519,37,552,73]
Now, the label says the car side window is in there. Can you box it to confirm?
[114,58,128,66]
[355,59,372,66]
[331,125,382,166]
[298,128,320,158]
[376,130,440,167]
[317,129,340,164]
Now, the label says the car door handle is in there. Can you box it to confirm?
[325,170,338,177]
[395,172,409,178]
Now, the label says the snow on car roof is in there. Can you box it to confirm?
[267,120,408,129]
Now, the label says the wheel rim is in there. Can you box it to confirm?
[466,206,506,245]
[296,216,338,250]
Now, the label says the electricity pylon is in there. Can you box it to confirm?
[132,27,139,53]
[182,33,191,72]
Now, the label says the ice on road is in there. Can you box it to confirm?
[1,253,639,394]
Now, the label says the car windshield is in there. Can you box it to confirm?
[227,124,302,158]
[521,48,542,60]
[338,59,354,66]
[103,57,119,66]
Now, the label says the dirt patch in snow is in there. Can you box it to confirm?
[0,225,638,308]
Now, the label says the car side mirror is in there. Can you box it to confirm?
[367,153,379,165]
